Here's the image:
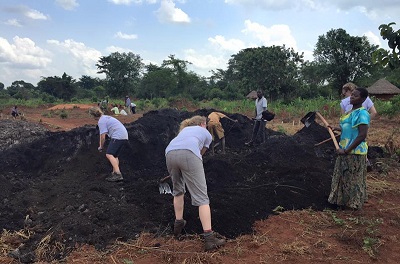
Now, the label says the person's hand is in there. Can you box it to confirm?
[98,146,103,152]
[234,119,238,123]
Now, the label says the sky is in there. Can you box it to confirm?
[0,0,399,88]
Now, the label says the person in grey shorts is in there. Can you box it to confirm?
[89,106,128,182]
[165,115,226,251]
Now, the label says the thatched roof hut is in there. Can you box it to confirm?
[367,79,400,100]
[246,90,257,99]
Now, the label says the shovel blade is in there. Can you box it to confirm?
[159,182,172,194]
[301,112,316,127]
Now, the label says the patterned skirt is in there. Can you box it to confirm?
[328,155,367,209]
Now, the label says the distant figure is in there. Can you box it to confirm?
[245,90,268,146]
[207,111,237,154]
[110,104,120,115]
[120,109,128,116]
[11,106,19,119]
[125,96,131,115]
[131,101,136,114]
[340,82,377,119]
[89,107,128,182]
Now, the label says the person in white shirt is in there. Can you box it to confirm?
[340,82,377,119]
[89,107,128,182]
[165,115,226,251]
[245,90,268,146]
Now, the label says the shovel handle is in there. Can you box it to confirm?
[315,112,340,150]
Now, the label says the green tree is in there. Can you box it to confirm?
[139,68,177,99]
[226,45,304,99]
[96,52,144,97]
[372,22,400,69]
[6,80,38,100]
[314,28,378,95]
[161,54,192,95]
[37,73,77,101]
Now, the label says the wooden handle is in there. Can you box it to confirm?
[315,112,340,150]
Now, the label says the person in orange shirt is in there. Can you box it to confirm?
[207,112,237,154]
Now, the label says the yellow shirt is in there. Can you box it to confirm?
[208,112,226,124]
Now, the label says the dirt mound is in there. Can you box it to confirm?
[1,108,380,262]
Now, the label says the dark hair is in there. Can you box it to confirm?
[356,87,368,99]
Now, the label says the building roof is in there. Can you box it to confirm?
[246,90,257,99]
[367,79,400,95]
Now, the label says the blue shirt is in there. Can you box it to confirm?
[339,107,370,155]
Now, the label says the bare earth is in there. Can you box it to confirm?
[0,104,399,264]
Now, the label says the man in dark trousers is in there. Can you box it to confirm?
[245,90,267,146]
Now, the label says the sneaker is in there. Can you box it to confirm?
[106,172,123,182]
[173,219,186,238]
[204,231,226,251]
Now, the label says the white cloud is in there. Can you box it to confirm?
[242,20,298,49]
[114,31,138,40]
[47,39,102,76]
[105,46,133,53]
[208,35,246,53]
[155,0,190,24]
[0,36,51,67]
[24,8,48,20]
[364,31,382,47]
[55,0,79,10]
[4,19,22,27]
[184,49,227,76]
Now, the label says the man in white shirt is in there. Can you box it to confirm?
[245,90,268,146]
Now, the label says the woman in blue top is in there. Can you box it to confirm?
[328,87,370,210]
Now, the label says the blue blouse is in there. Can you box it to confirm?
[339,107,370,155]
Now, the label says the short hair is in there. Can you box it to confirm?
[179,115,207,131]
[356,87,369,99]
[88,106,103,118]
[342,82,357,92]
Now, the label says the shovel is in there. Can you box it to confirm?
[301,111,339,150]
[159,175,172,194]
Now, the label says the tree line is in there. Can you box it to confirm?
[1,26,399,103]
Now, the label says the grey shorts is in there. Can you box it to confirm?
[166,149,209,206]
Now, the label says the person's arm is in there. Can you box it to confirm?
[338,124,368,155]
[369,105,377,119]
[200,147,208,156]
[98,133,106,151]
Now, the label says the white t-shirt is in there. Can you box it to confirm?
[120,109,128,115]
[340,96,374,113]
[255,96,268,120]
[98,115,128,140]
[165,126,212,160]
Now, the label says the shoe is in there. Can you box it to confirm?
[204,231,226,251]
[106,172,123,182]
[173,219,186,238]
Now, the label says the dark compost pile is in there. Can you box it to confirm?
[0,109,353,262]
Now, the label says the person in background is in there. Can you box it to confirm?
[245,90,268,146]
[131,101,137,114]
[340,82,377,119]
[207,111,237,154]
[89,107,128,182]
[110,104,120,115]
[165,115,226,251]
[125,96,132,115]
[328,87,370,210]
[11,106,19,119]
